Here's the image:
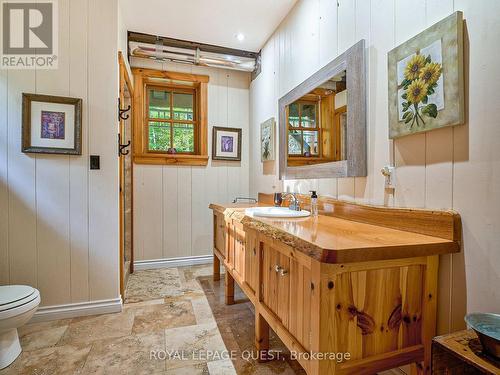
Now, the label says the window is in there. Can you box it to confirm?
[287,101,320,156]
[133,68,209,166]
[147,87,196,153]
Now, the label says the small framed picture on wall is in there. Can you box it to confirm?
[212,126,242,161]
[22,93,83,155]
[260,117,275,162]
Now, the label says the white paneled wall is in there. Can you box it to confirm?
[132,58,250,261]
[0,0,120,307]
[249,0,500,333]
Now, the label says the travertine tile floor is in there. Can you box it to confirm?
[0,264,304,375]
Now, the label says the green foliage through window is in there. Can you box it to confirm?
[147,87,196,153]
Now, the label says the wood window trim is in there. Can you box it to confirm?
[132,68,209,166]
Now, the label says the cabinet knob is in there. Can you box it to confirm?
[274,264,282,273]
[280,269,288,277]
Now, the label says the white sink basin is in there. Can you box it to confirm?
[246,207,311,218]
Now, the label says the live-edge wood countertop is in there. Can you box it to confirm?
[209,202,460,264]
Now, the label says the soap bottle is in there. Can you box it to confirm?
[310,191,318,217]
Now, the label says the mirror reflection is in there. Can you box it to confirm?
[286,70,347,166]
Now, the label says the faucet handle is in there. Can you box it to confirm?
[289,198,301,211]
[295,200,302,211]
[273,192,283,207]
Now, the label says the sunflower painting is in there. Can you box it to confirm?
[388,11,464,139]
[398,40,444,128]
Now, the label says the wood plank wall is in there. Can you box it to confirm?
[250,0,500,334]
[131,58,251,261]
[0,0,121,306]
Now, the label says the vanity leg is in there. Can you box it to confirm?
[410,255,439,375]
[255,309,270,362]
[422,255,439,374]
[225,270,235,305]
[213,253,220,281]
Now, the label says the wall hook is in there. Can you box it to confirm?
[118,98,131,121]
[118,133,131,156]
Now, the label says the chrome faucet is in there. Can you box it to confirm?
[281,192,301,211]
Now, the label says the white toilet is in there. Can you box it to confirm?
[0,285,40,369]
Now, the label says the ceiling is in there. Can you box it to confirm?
[119,0,298,52]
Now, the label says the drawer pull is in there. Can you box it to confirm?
[274,264,282,273]
[280,269,288,277]
[253,248,256,256]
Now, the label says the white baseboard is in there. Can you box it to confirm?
[133,255,213,270]
[30,297,123,323]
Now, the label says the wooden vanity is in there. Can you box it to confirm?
[210,194,461,375]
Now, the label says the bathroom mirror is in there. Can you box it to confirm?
[279,40,366,179]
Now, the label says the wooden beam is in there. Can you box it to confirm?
[128,30,259,59]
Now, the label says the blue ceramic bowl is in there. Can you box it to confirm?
[465,313,500,358]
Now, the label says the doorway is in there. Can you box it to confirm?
[119,51,134,297]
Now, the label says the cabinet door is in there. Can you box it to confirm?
[233,226,246,278]
[244,231,258,295]
[276,252,290,327]
[214,214,225,258]
[226,224,235,268]
[261,244,291,326]
[261,244,280,316]
[288,258,312,351]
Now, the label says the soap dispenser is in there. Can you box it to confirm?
[310,191,318,217]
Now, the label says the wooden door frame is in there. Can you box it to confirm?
[119,51,134,297]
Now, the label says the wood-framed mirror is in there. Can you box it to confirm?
[279,39,367,179]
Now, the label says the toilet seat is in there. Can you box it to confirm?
[0,286,38,312]
[0,286,40,321]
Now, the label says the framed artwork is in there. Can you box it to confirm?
[22,93,83,155]
[260,117,275,162]
[388,11,464,139]
[212,126,241,161]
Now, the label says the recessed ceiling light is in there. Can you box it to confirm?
[236,33,245,42]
